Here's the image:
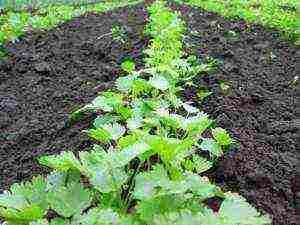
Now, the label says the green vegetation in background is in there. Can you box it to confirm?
[0,0,142,56]
[0,0,118,11]
[177,0,299,43]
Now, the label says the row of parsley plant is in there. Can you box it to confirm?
[0,0,143,57]
[0,1,271,224]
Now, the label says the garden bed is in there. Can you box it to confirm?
[0,2,149,190]
[0,1,298,225]
[172,3,298,225]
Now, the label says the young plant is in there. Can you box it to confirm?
[0,1,271,225]
[121,58,136,73]
[111,24,127,43]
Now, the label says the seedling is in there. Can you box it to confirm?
[121,58,135,73]
[197,88,213,102]
[212,127,234,147]
[219,80,230,94]
[224,30,239,40]
[111,24,126,43]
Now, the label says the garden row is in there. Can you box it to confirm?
[1,0,298,56]
[0,1,271,224]
[0,0,142,57]
[178,0,299,43]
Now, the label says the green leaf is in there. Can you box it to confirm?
[160,113,182,130]
[115,105,132,120]
[111,142,150,167]
[134,164,169,200]
[87,128,111,143]
[46,171,80,192]
[102,122,126,140]
[30,219,49,225]
[184,174,216,199]
[197,90,213,102]
[84,92,123,112]
[78,149,127,193]
[197,208,222,225]
[127,116,143,130]
[46,172,67,191]
[137,195,187,223]
[212,127,233,146]
[0,205,45,223]
[86,96,113,112]
[144,136,194,179]
[50,218,72,225]
[118,134,139,149]
[152,210,206,225]
[78,208,120,225]
[182,113,212,137]
[200,138,223,157]
[148,75,170,90]
[151,208,223,225]
[132,79,152,95]
[79,142,149,193]
[93,115,116,128]
[77,207,137,224]
[146,98,170,110]
[167,92,183,108]
[144,115,161,127]
[39,152,82,172]
[47,182,92,218]
[30,218,72,225]
[116,74,137,92]
[192,156,213,173]
[131,99,153,119]
[182,155,213,173]
[121,59,135,73]
[0,176,48,222]
[134,164,215,201]
[170,138,195,165]
[146,136,178,162]
[182,103,199,114]
[0,194,28,212]
[89,167,127,193]
[219,193,271,225]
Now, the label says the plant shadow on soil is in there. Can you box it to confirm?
[0,2,299,225]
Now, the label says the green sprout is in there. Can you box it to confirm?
[121,58,136,73]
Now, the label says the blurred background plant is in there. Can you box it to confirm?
[0,0,142,57]
[1,1,120,11]
[175,0,299,44]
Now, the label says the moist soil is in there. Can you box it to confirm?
[0,2,299,225]
[0,3,149,190]
[171,3,298,225]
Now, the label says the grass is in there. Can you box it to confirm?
[177,0,299,43]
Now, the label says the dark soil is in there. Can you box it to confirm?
[172,3,299,225]
[0,2,299,225]
[0,3,149,192]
